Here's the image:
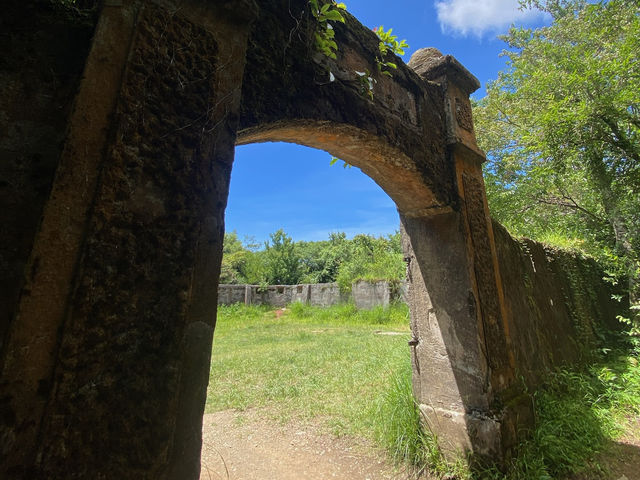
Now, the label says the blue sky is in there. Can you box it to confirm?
[227,0,548,246]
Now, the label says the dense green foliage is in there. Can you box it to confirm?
[264,229,303,285]
[474,0,639,326]
[220,229,405,290]
[378,348,640,478]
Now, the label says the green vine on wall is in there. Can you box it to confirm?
[307,0,409,166]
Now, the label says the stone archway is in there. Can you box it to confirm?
[0,0,529,478]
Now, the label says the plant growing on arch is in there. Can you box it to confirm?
[309,0,347,59]
[374,25,409,76]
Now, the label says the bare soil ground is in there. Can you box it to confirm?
[200,410,640,480]
[199,409,415,480]
[568,418,640,480]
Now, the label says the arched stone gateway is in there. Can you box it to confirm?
[0,0,533,477]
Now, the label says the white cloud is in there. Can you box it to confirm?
[434,0,546,37]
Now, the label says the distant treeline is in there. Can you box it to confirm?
[220,229,404,291]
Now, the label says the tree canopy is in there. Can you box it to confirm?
[474,0,639,324]
[220,229,404,291]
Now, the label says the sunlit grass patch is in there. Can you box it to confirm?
[207,303,410,438]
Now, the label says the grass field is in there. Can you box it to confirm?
[206,302,412,438]
[206,302,640,479]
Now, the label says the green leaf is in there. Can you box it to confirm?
[323,9,345,22]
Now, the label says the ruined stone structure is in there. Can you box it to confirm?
[217,282,348,307]
[217,280,402,308]
[0,0,624,478]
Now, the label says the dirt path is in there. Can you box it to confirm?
[200,410,640,480]
[199,409,413,480]
[568,418,640,480]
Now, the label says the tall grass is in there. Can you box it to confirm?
[373,361,470,478]
[373,348,640,479]
[479,350,640,479]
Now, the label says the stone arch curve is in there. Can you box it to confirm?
[237,121,443,217]
[0,0,529,478]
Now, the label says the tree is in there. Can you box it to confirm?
[219,231,267,284]
[474,0,640,323]
[264,229,302,285]
[335,232,404,292]
[297,232,351,283]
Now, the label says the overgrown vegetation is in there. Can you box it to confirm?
[374,25,409,76]
[376,348,640,479]
[473,0,640,331]
[214,1,640,476]
[307,0,409,100]
[373,362,469,479]
[485,349,640,479]
[309,0,347,59]
[220,229,405,291]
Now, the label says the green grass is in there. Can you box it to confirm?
[504,351,640,479]
[207,302,411,437]
[207,303,640,479]
[372,361,471,478]
[475,349,640,480]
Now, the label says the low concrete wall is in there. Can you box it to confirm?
[352,280,390,309]
[493,222,625,389]
[217,284,247,305]
[308,283,348,306]
[217,281,401,308]
[217,283,346,307]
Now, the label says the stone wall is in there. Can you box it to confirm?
[217,281,395,308]
[493,222,625,389]
[352,280,391,309]
[0,0,629,475]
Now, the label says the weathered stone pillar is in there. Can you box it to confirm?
[0,0,256,478]
[402,49,532,462]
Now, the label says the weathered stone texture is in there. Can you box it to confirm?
[238,0,452,217]
[0,0,96,359]
[401,213,496,455]
[0,0,629,477]
[33,5,223,477]
[461,172,514,388]
[1,0,254,477]
[494,222,624,389]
